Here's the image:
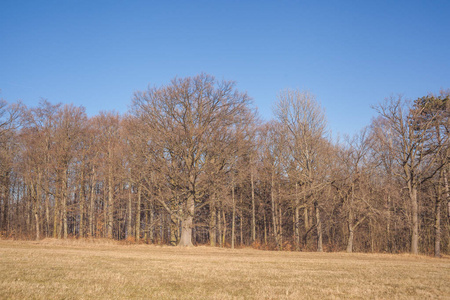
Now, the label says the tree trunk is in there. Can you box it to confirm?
[62,170,68,239]
[263,211,267,245]
[144,200,148,242]
[26,186,31,235]
[159,209,165,244]
[346,224,354,253]
[170,214,178,246]
[240,210,243,246]
[135,184,141,242]
[231,184,236,249]
[347,186,355,253]
[370,218,375,253]
[45,188,49,237]
[386,192,391,252]
[179,217,193,247]
[222,209,227,247]
[53,175,60,238]
[251,171,256,243]
[410,186,419,254]
[294,183,300,251]
[218,206,223,248]
[178,194,194,247]
[107,160,113,239]
[126,173,132,240]
[150,199,155,243]
[434,198,441,257]
[271,169,279,249]
[443,169,450,220]
[45,156,50,237]
[435,172,442,257]
[239,192,243,246]
[304,206,309,232]
[79,169,85,238]
[103,184,107,237]
[35,172,42,241]
[89,169,95,238]
[315,200,323,252]
[32,180,40,241]
[0,185,2,233]
[3,174,10,235]
[34,210,40,240]
[279,202,283,249]
[209,196,216,247]
[1,184,5,233]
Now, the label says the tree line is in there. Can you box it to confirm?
[0,74,448,256]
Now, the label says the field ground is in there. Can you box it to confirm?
[0,239,449,299]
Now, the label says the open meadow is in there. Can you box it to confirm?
[0,239,449,299]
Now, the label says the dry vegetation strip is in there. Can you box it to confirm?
[0,240,449,299]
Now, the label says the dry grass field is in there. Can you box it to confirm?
[0,239,449,299]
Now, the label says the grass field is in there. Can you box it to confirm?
[0,239,449,299]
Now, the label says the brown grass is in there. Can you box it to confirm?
[0,239,449,299]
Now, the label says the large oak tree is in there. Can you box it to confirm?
[131,74,254,246]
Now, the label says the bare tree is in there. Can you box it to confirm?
[332,128,375,252]
[131,74,254,247]
[91,112,121,239]
[53,104,87,239]
[273,89,329,252]
[374,96,446,254]
[0,100,24,237]
[412,92,449,257]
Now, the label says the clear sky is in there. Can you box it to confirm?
[1,1,449,137]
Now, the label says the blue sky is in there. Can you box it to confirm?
[1,1,449,137]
